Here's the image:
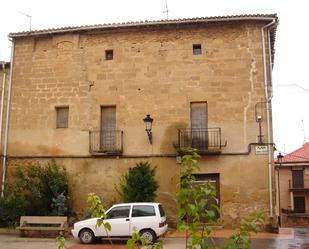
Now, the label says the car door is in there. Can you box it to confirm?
[129,205,158,233]
[97,205,131,237]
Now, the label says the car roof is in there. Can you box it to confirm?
[112,202,161,206]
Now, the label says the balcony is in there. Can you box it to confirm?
[289,180,309,192]
[175,128,225,155]
[89,130,123,155]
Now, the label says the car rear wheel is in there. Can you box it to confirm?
[140,229,157,244]
[79,228,94,244]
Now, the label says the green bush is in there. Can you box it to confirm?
[0,160,68,227]
[117,161,159,202]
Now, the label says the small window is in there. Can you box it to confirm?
[132,205,156,217]
[193,44,202,55]
[56,106,69,128]
[106,206,130,219]
[105,49,113,60]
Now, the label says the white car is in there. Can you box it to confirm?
[72,202,168,244]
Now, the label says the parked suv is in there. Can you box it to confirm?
[72,202,168,244]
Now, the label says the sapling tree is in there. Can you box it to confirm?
[87,193,113,246]
[176,150,218,249]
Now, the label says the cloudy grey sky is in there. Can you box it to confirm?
[0,0,308,154]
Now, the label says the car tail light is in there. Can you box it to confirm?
[159,221,166,227]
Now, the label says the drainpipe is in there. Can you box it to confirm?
[1,40,14,198]
[261,18,278,217]
[0,62,6,152]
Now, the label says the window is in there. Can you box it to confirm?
[56,106,69,128]
[292,170,304,188]
[106,206,130,219]
[193,44,202,55]
[158,205,165,217]
[101,106,116,151]
[294,196,305,213]
[105,49,113,60]
[190,102,208,149]
[132,205,156,217]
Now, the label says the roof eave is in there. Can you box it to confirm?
[8,15,278,38]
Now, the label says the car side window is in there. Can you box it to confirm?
[106,206,130,219]
[132,205,156,217]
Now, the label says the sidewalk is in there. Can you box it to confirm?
[0,227,297,249]
[165,227,294,239]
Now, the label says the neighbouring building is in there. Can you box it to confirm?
[0,14,279,228]
[276,143,309,227]
[0,61,10,192]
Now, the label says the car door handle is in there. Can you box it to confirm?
[126,218,130,221]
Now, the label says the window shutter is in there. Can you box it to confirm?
[56,107,69,128]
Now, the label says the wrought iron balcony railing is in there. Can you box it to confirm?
[89,130,123,155]
[175,128,224,154]
[289,179,309,192]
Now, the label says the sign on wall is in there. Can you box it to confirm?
[255,145,268,155]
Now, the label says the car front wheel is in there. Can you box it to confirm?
[140,229,157,244]
[79,228,94,244]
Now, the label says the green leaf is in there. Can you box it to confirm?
[104,222,111,231]
[126,239,135,249]
[96,219,103,228]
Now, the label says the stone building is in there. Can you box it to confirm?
[1,14,278,227]
[276,143,309,227]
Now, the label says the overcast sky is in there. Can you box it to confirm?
[0,0,308,155]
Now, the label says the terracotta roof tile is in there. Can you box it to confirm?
[278,143,309,163]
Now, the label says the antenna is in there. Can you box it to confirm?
[17,10,32,31]
[302,120,306,145]
[163,0,169,19]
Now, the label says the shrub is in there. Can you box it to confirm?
[0,160,68,227]
[117,161,159,202]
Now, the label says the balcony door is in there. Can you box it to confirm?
[101,106,116,152]
[190,102,208,149]
[294,196,305,213]
[292,170,304,189]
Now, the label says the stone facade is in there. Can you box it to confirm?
[3,16,278,228]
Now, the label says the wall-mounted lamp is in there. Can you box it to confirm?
[143,114,153,144]
[256,115,263,143]
[277,153,284,164]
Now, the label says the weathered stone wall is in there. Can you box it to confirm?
[6,21,275,228]
[9,23,271,155]
[7,152,269,228]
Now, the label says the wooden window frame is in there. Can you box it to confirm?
[55,106,69,128]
